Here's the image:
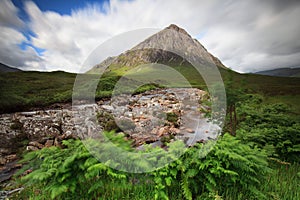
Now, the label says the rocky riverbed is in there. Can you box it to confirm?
[0,88,220,186]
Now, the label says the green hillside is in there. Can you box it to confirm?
[1,65,300,115]
[255,67,300,77]
[0,71,76,113]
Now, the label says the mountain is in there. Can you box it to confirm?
[88,24,227,74]
[0,63,21,73]
[254,67,300,77]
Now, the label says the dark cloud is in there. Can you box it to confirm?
[269,0,300,11]
[199,0,300,72]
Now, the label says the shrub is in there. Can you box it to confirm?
[236,98,300,162]
[166,112,179,127]
[16,133,271,200]
[153,134,271,200]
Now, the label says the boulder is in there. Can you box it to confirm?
[44,140,54,148]
[158,127,168,137]
[26,146,39,151]
[54,137,63,148]
[28,141,44,149]
[186,128,194,133]
[169,127,180,134]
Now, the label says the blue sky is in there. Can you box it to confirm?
[12,0,109,16]
[1,0,300,73]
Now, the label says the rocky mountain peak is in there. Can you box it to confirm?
[165,24,190,37]
[89,24,227,73]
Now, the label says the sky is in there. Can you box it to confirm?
[0,0,300,73]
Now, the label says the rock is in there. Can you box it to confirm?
[33,127,40,133]
[0,148,10,155]
[21,169,33,177]
[54,137,62,148]
[13,163,22,169]
[158,127,167,137]
[140,115,147,120]
[101,105,114,111]
[169,127,180,134]
[61,131,72,139]
[38,137,50,144]
[44,140,54,148]
[185,105,191,110]
[0,157,7,165]
[5,154,17,163]
[150,127,158,134]
[0,160,22,184]
[186,128,194,133]
[0,87,211,158]
[28,141,44,149]
[26,146,39,151]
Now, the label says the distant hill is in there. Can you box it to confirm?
[0,63,22,72]
[255,67,300,77]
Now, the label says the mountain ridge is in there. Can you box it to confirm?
[89,24,227,73]
[254,67,300,77]
[0,63,22,73]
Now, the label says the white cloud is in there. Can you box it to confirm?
[0,0,300,73]
[0,0,42,70]
[0,0,24,28]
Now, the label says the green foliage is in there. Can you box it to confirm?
[160,135,175,145]
[134,83,162,94]
[97,110,120,131]
[117,118,136,131]
[14,129,300,200]
[102,131,132,151]
[152,134,270,200]
[259,162,300,200]
[166,112,179,127]
[0,71,76,113]
[97,76,118,91]
[236,94,300,162]
[16,132,269,199]
[17,139,129,199]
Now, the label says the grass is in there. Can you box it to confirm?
[262,162,300,200]
[12,179,157,200]
[0,71,163,113]
[265,95,300,120]
[0,71,76,113]
[10,162,300,200]
[1,64,300,114]
[219,163,300,200]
